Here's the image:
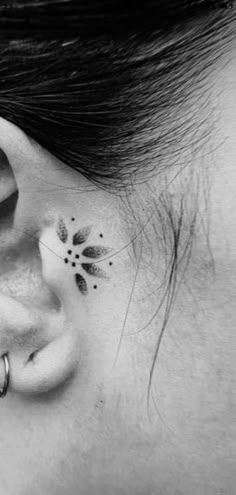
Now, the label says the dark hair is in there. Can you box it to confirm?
[0,1,234,191]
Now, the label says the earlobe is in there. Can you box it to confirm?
[0,291,80,396]
[11,328,80,396]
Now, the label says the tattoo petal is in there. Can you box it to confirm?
[82,246,111,259]
[75,273,88,295]
[82,263,108,279]
[57,217,68,243]
[73,226,91,246]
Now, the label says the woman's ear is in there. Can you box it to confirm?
[0,117,86,397]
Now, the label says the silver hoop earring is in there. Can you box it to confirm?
[0,353,10,398]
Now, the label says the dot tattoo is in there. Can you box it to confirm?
[56,218,113,295]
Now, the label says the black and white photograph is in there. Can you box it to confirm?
[0,1,235,494]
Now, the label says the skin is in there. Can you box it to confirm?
[0,34,235,495]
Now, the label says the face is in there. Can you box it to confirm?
[0,39,235,495]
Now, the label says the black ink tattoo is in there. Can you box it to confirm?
[82,246,111,259]
[73,226,91,246]
[57,217,68,243]
[75,273,88,295]
[56,218,113,295]
[82,263,108,279]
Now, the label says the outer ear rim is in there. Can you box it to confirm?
[0,148,18,204]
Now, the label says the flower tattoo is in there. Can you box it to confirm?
[57,217,113,295]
